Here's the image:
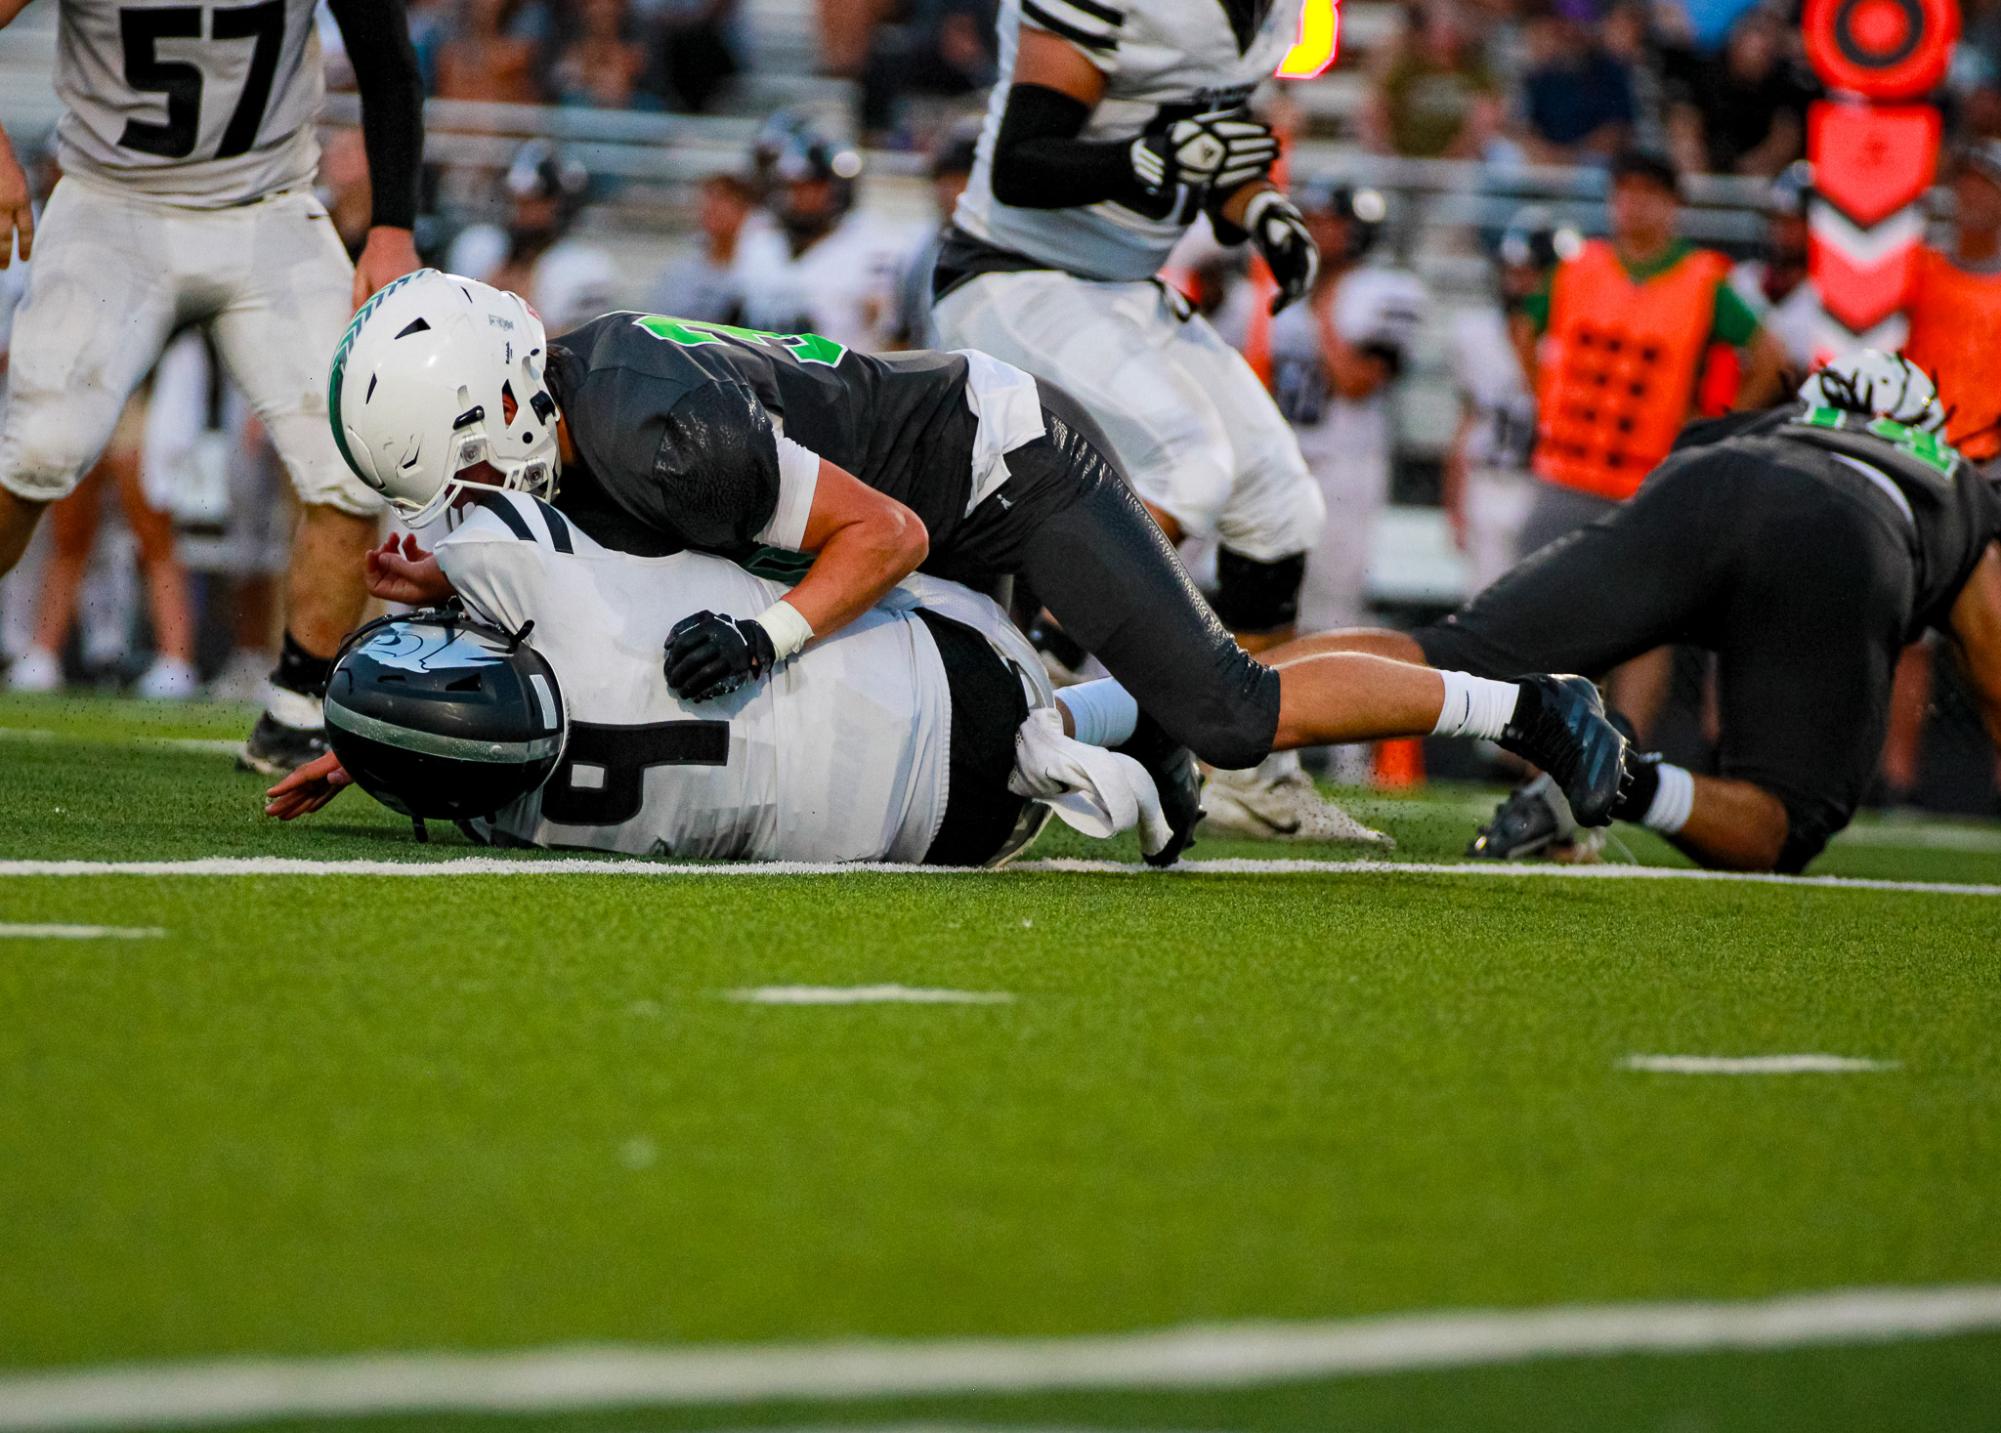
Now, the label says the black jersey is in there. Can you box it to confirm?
[1675,404,2001,637]
[544,313,983,567]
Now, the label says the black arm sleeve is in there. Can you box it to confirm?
[638,382,783,552]
[989,82,1148,211]
[326,0,424,230]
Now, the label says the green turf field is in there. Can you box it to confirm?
[2,692,1999,1432]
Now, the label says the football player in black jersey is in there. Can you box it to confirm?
[1308,352,2001,873]
[329,271,1630,864]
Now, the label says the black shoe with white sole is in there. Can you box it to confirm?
[238,713,329,775]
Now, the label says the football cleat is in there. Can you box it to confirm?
[238,713,331,776]
[1116,712,1203,868]
[1496,675,1628,828]
[1202,758,1395,848]
[1468,772,1575,859]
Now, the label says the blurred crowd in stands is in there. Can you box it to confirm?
[360,0,2001,163]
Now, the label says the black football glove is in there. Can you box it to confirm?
[664,611,777,703]
[1130,109,1278,197]
[1244,189,1319,315]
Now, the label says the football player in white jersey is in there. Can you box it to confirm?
[1255,184,1425,634]
[733,124,916,354]
[265,489,1173,865]
[1727,162,1825,381]
[0,0,423,772]
[1445,207,1572,594]
[931,0,1358,838]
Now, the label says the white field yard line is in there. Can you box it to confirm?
[1622,1054,1900,1075]
[0,855,1997,898]
[4,1285,2000,1430]
[0,924,164,940]
[727,986,1015,1005]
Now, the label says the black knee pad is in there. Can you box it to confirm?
[1164,658,1283,772]
[1210,550,1307,636]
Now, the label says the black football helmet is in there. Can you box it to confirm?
[1298,181,1388,261]
[325,607,567,822]
[1498,204,1582,275]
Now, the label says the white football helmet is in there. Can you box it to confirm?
[1798,350,1944,433]
[328,269,562,527]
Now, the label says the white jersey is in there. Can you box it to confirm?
[955,0,1295,282]
[433,491,1050,864]
[1450,304,1535,472]
[54,0,326,206]
[1729,261,1827,373]
[1264,266,1428,481]
[733,211,916,353]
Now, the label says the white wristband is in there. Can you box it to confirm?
[758,599,815,663]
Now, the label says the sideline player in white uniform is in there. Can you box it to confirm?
[266,489,1172,864]
[1255,184,1425,633]
[1444,206,1572,594]
[733,124,916,354]
[1727,161,1824,381]
[0,0,423,771]
[929,0,1360,838]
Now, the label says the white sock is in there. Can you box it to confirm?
[1057,678,1139,748]
[1430,671,1521,741]
[1642,763,1695,834]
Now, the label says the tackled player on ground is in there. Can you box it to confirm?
[325,271,1631,865]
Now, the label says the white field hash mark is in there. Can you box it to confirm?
[1622,1054,1900,1075]
[726,985,1015,1006]
[0,924,165,940]
[2,1284,2000,1430]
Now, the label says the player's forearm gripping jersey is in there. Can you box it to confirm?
[543,313,1044,570]
[951,0,1296,284]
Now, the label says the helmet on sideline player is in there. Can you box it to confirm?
[1798,350,1945,433]
[1297,181,1387,263]
[1498,204,1582,275]
[328,269,562,527]
[325,608,567,822]
[763,120,863,243]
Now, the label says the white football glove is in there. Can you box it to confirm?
[1130,110,1278,197]
[1244,190,1319,315]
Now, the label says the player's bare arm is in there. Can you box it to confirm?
[325,0,425,307]
[663,459,927,704]
[1945,542,2001,747]
[783,459,929,638]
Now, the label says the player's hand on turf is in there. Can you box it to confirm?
[1130,110,1278,197]
[365,532,452,606]
[1244,190,1318,315]
[0,131,32,268]
[664,611,777,703]
[351,225,422,310]
[264,752,354,820]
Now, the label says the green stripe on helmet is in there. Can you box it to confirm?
[326,269,435,482]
